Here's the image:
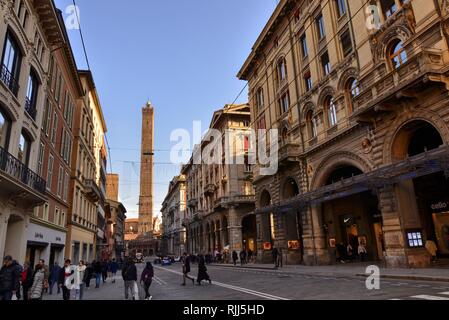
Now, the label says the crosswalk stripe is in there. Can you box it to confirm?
[411,295,449,300]
[439,292,449,296]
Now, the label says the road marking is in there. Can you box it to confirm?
[153,276,167,286]
[154,266,290,301]
[411,295,449,300]
[439,291,449,296]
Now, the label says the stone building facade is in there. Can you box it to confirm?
[238,0,449,267]
[182,104,256,256]
[160,175,187,256]
[0,0,64,263]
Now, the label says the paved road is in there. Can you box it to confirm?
[43,263,449,301]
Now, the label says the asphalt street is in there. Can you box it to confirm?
[43,262,449,300]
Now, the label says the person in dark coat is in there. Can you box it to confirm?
[196,255,211,286]
[0,256,20,301]
[122,259,138,300]
[108,259,119,283]
[93,260,102,288]
[232,251,238,266]
[21,262,34,300]
[181,253,194,286]
[140,262,154,300]
[239,250,247,266]
[272,247,279,268]
[58,259,74,301]
[101,260,108,283]
[84,262,94,288]
[48,262,61,295]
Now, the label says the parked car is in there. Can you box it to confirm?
[154,257,162,264]
[162,257,172,266]
[174,256,182,263]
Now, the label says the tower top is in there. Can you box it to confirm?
[145,100,153,109]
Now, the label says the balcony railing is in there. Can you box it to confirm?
[0,64,20,96]
[85,179,101,201]
[0,146,46,194]
[25,97,37,120]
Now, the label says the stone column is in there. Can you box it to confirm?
[302,204,331,266]
[227,205,243,254]
[0,210,11,262]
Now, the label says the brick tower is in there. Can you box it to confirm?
[138,101,154,235]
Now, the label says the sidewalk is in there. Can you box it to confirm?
[210,262,449,283]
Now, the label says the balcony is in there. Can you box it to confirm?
[25,98,37,120]
[204,183,217,196]
[0,146,46,206]
[181,217,191,227]
[0,64,19,96]
[187,198,198,208]
[278,142,301,166]
[85,179,101,202]
[214,195,256,209]
[352,49,448,121]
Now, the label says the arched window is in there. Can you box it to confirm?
[1,31,22,96]
[307,111,318,139]
[25,68,39,120]
[255,87,264,113]
[0,108,12,150]
[390,40,407,69]
[277,58,287,85]
[326,97,338,127]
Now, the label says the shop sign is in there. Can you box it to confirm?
[431,201,449,213]
[288,240,300,250]
[263,242,272,250]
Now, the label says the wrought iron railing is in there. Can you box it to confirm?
[0,64,20,96]
[0,146,46,194]
[25,97,37,120]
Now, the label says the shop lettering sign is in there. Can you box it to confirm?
[35,233,44,239]
[56,237,62,242]
[431,201,449,212]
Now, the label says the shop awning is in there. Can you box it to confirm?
[50,243,65,249]
[256,144,449,214]
[27,241,49,248]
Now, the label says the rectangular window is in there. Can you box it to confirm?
[280,92,290,115]
[381,0,397,18]
[37,142,45,176]
[51,113,58,145]
[316,14,326,39]
[321,51,331,76]
[341,29,353,57]
[63,171,69,202]
[55,207,60,226]
[43,203,49,221]
[300,34,308,58]
[57,166,64,197]
[60,129,65,157]
[61,211,66,227]
[1,32,22,96]
[46,154,54,191]
[304,70,312,91]
[336,0,347,17]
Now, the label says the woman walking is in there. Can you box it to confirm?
[29,264,45,300]
[74,260,86,300]
[84,262,94,289]
[21,262,33,301]
[196,255,211,286]
[140,262,154,300]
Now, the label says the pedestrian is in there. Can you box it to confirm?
[29,263,45,300]
[239,250,246,266]
[0,255,20,301]
[21,262,33,301]
[11,260,22,300]
[74,260,86,300]
[140,261,154,300]
[181,253,195,286]
[232,251,238,266]
[38,259,49,294]
[122,259,138,300]
[272,247,279,268]
[196,255,211,286]
[93,260,102,288]
[108,259,119,283]
[58,259,74,301]
[337,243,346,263]
[101,260,108,283]
[278,248,283,268]
[247,249,253,263]
[49,262,61,295]
[425,239,438,262]
[346,243,354,262]
[358,243,368,262]
[84,262,94,289]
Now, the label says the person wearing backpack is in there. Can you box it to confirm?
[140,262,154,300]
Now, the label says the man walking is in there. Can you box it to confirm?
[49,262,61,295]
[108,259,119,283]
[272,247,279,268]
[232,251,238,266]
[21,262,34,300]
[93,260,102,288]
[122,259,138,300]
[58,259,74,301]
[181,253,194,286]
[0,256,20,300]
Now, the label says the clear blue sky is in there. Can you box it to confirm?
[54,0,277,219]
